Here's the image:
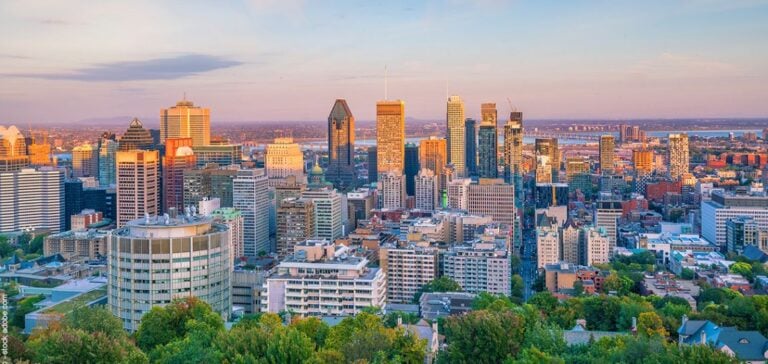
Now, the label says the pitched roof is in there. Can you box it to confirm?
[716,327,768,361]
[678,320,708,336]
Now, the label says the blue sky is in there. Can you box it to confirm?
[1,0,767,124]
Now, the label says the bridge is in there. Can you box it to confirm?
[524,130,603,141]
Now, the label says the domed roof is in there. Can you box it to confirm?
[310,162,324,175]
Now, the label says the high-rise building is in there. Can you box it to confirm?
[565,157,590,182]
[326,99,356,190]
[108,215,232,332]
[535,183,569,209]
[633,149,654,195]
[378,171,406,209]
[212,207,244,258]
[599,135,615,174]
[404,143,420,196]
[367,146,377,184]
[443,241,511,295]
[447,178,471,210]
[503,111,524,185]
[72,143,98,178]
[594,200,622,255]
[0,167,64,233]
[467,179,516,225]
[619,124,646,143]
[118,118,154,151]
[415,168,439,211]
[192,144,242,168]
[346,189,374,228]
[380,245,439,304]
[116,150,159,228]
[233,168,270,256]
[276,198,314,258]
[183,165,237,209]
[702,190,768,249]
[98,137,119,187]
[536,225,560,269]
[724,216,764,255]
[265,137,305,186]
[668,133,689,180]
[27,130,52,167]
[535,155,553,184]
[585,227,610,265]
[0,125,29,172]
[446,95,466,176]
[535,138,559,182]
[465,118,477,177]
[419,137,447,177]
[301,188,343,241]
[160,99,211,146]
[376,100,405,174]
[477,109,498,178]
[162,138,196,213]
[561,219,580,265]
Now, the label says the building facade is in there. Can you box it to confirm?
[233,168,270,256]
[376,100,406,174]
[446,95,466,176]
[443,242,511,295]
[380,245,439,304]
[326,99,356,190]
[160,99,211,146]
[0,167,64,233]
[116,150,159,228]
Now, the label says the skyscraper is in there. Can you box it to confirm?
[183,165,237,208]
[326,99,356,190]
[633,149,654,194]
[404,143,420,196]
[276,197,314,259]
[477,104,498,178]
[367,146,377,184]
[503,112,523,184]
[668,133,689,180]
[116,150,159,227]
[467,179,516,226]
[535,138,559,182]
[376,100,405,174]
[264,137,305,186]
[599,135,615,174]
[465,118,477,177]
[415,168,438,211]
[233,168,270,256]
[160,99,211,146]
[378,171,406,209]
[0,125,29,172]
[27,130,52,167]
[192,144,242,168]
[565,157,590,182]
[446,95,466,176]
[72,143,98,178]
[0,167,64,233]
[162,138,196,213]
[301,188,343,241]
[118,118,154,151]
[419,137,447,177]
[98,136,118,187]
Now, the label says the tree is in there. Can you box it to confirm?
[680,268,695,280]
[63,306,125,339]
[602,271,632,295]
[730,261,754,281]
[511,274,525,303]
[292,316,330,348]
[573,280,585,297]
[414,277,462,302]
[135,297,224,353]
[27,323,147,364]
[0,237,14,258]
[12,294,45,329]
[442,309,526,363]
[324,313,425,363]
[637,312,668,337]
[472,292,516,312]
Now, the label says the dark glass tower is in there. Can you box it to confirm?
[465,118,477,177]
[367,146,377,184]
[404,143,420,196]
[326,99,356,190]
[477,121,498,178]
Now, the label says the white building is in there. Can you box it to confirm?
[233,168,270,256]
[468,178,516,226]
[264,241,386,316]
[212,207,244,259]
[377,171,406,209]
[108,215,232,332]
[638,232,718,265]
[443,241,511,296]
[595,200,622,255]
[585,227,610,266]
[702,189,768,249]
[0,167,64,234]
[302,188,343,241]
[116,150,159,228]
[447,178,471,210]
[379,244,439,304]
[537,227,561,269]
[414,168,438,211]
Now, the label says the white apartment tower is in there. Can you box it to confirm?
[116,150,159,228]
[233,168,270,256]
[415,168,439,211]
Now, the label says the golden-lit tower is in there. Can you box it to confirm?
[163,138,196,213]
[160,98,211,146]
[446,95,466,176]
[668,133,689,180]
[599,134,615,174]
[376,100,406,174]
[419,136,447,177]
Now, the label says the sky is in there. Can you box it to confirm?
[2,0,768,124]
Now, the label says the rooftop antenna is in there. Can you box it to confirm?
[384,65,388,100]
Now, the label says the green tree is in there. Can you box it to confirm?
[12,294,45,329]
[680,267,695,280]
[0,237,14,258]
[292,316,331,348]
[730,261,754,281]
[325,313,425,363]
[511,274,525,303]
[637,311,668,337]
[442,309,526,363]
[27,323,147,364]
[135,297,224,353]
[63,306,125,339]
[472,292,516,312]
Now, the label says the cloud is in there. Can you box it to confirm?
[627,52,740,79]
[5,54,241,81]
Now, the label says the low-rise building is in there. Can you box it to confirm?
[43,229,108,260]
[442,241,511,296]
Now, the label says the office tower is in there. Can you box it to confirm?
[560,219,580,265]
[404,143,420,196]
[163,138,196,212]
[380,245,439,304]
[503,112,524,183]
[0,167,64,233]
[276,198,314,258]
[212,207,244,258]
[378,171,406,209]
[301,188,343,241]
[346,189,374,228]
[594,200,622,255]
[447,178,471,210]
[265,241,386,315]
[535,155,553,184]
[585,227,610,266]
[535,138,560,182]
[160,99,211,146]
[0,125,29,172]
[98,137,118,186]
[327,99,356,190]
[633,149,654,195]
[619,124,646,143]
[27,130,52,166]
[71,143,98,178]
[376,100,405,174]
[275,175,307,206]
[477,111,498,178]
[537,225,560,269]
[599,135,615,174]
[565,157,590,182]
[465,118,477,177]
[446,95,466,176]
[83,187,117,222]
[443,242,511,295]
[265,137,305,185]
[419,137,447,177]
[64,179,84,230]
[415,168,439,211]
[118,118,154,151]
[367,146,378,183]
[535,183,569,209]
[116,150,159,228]
[192,144,242,168]
[108,215,231,332]
[702,190,768,249]
[183,165,237,209]
[668,133,689,180]
[468,179,516,225]
[233,168,270,256]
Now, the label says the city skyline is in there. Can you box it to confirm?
[2,1,768,124]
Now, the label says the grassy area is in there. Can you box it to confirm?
[42,288,107,314]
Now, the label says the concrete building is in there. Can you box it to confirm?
[160,99,211,146]
[537,226,561,269]
[419,136,447,178]
[233,168,270,256]
[211,207,244,259]
[477,106,498,178]
[585,227,610,266]
[162,138,196,213]
[702,189,768,249]
[446,95,466,176]
[347,189,374,228]
[118,118,154,151]
[265,137,305,186]
[376,100,406,174]
[443,241,511,295]
[668,133,690,180]
[71,209,103,231]
[378,171,406,209]
[599,135,615,173]
[326,99,357,190]
[0,167,64,234]
[183,165,237,209]
[276,198,314,259]
[465,118,477,177]
[467,178,516,225]
[447,178,471,210]
[301,188,344,241]
[561,220,581,265]
[72,143,98,178]
[415,168,439,211]
[44,229,107,260]
[264,241,386,316]
[116,150,159,228]
[379,244,439,304]
[108,215,232,331]
[595,200,623,255]
[0,125,30,171]
[191,144,242,168]
[726,216,768,255]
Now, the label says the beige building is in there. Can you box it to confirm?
[160,99,211,146]
[116,150,159,228]
[380,244,439,304]
[211,207,244,259]
[561,220,580,265]
[72,143,98,178]
[537,227,560,269]
[376,100,406,174]
[668,133,689,180]
[585,227,610,265]
[599,135,615,174]
[468,178,515,225]
[44,229,107,260]
[419,137,447,177]
[377,171,406,209]
[276,198,314,259]
[414,168,439,211]
[446,95,466,176]
[265,137,305,186]
[447,178,471,210]
[443,242,511,295]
